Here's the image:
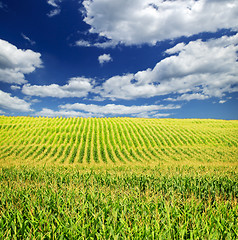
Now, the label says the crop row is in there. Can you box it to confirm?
[0,116,237,164]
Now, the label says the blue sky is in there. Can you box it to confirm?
[0,0,238,119]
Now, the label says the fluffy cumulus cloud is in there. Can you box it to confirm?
[60,103,180,115]
[0,39,42,84]
[36,103,179,117]
[0,90,32,112]
[22,77,94,98]
[11,85,22,91]
[20,34,238,103]
[98,54,112,65]
[82,0,238,46]
[98,34,238,100]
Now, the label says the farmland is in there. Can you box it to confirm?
[0,116,238,239]
[0,116,237,165]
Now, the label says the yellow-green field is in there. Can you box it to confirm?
[0,116,237,239]
[0,116,237,166]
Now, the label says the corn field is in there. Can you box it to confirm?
[0,116,237,239]
[0,116,237,165]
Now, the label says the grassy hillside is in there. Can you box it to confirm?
[0,116,237,239]
[0,116,237,166]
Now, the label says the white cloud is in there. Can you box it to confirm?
[166,93,209,102]
[82,0,238,46]
[22,77,94,98]
[98,54,112,65]
[219,100,227,104]
[99,34,238,100]
[0,90,32,112]
[130,111,172,118]
[99,73,154,100]
[75,40,92,47]
[47,8,61,17]
[94,41,118,48]
[20,34,238,104]
[60,103,180,115]
[11,85,21,90]
[75,39,117,48]
[0,39,42,84]
[21,33,36,45]
[47,0,62,17]
[47,0,61,8]
[165,43,186,55]
[36,108,100,118]
[36,103,179,118]
[90,96,105,102]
